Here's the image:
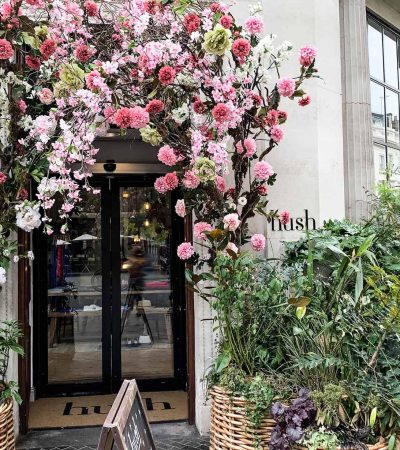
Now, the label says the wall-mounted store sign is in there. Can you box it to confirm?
[270,209,317,232]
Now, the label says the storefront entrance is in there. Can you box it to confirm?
[33,174,187,397]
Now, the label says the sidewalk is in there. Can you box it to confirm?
[17,423,209,450]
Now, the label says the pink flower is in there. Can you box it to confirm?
[220,15,233,29]
[184,13,201,33]
[158,145,177,166]
[0,39,13,59]
[254,161,274,181]
[175,199,186,218]
[265,109,279,127]
[183,170,200,189]
[299,45,317,67]
[85,0,99,16]
[0,3,12,21]
[244,16,264,35]
[298,95,311,107]
[164,172,179,190]
[114,107,134,129]
[251,234,265,251]
[39,39,56,60]
[212,103,231,123]
[17,99,27,113]
[146,99,164,114]
[25,55,41,70]
[225,242,238,254]
[193,99,206,114]
[210,2,221,12]
[38,88,54,105]
[0,172,7,184]
[241,138,256,157]
[279,210,290,225]
[223,213,240,231]
[177,242,194,260]
[103,106,115,120]
[270,125,284,143]
[232,38,251,59]
[74,44,94,63]
[277,77,296,97]
[130,106,150,129]
[258,184,268,195]
[194,222,213,240]
[278,110,288,122]
[158,66,176,85]
[215,176,226,193]
[154,177,168,194]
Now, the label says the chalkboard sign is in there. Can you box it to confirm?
[97,380,156,450]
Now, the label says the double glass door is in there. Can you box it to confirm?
[34,175,186,395]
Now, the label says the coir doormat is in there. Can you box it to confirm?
[28,391,188,429]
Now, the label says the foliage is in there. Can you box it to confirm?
[0,321,24,404]
[302,429,339,450]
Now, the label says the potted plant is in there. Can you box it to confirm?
[0,320,23,449]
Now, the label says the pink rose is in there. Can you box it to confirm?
[279,210,290,225]
[223,213,241,231]
[194,222,213,240]
[277,77,296,97]
[0,39,13,59]
[177,242,194,260]
[299,45,317,67]
[254,161,274,181]
[175,199,186,218]
[38,88,54,105]
[158,145,177,166]
[251,234,265,252]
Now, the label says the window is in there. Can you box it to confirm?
[368,16,400,184]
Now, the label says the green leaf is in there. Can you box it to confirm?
[21,31,40,49]
[369,406,377,428]
[355,259,363,301]
[356,234,376,257]
[296,306,307,319]
[214,353,231,373]
[288,297,311,307]
[388,435,396,450]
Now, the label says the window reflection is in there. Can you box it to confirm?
[384,30,399,88]
[371,81,385,143]
[368,20,384,81]
[385,90,400,147]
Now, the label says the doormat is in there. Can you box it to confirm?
[28,391,188,429]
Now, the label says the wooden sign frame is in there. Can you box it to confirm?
[97,380,156,450]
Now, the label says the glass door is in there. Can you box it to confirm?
[34,175,186,396]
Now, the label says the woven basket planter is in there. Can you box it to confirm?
[210,386,276,450]
[0,398,15,450]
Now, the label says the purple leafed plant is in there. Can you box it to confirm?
[270,388,317,450]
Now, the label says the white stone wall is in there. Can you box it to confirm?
[194,0,346,434]
[0,254,19,437]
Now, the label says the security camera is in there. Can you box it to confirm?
[103,159,116,173]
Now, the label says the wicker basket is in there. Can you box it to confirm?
[0,398,15,450]
[210,386,276,450]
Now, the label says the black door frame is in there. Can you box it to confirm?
[33,173,187,397]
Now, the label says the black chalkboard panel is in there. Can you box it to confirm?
[97,380,156,450]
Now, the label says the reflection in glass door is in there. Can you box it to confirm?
[46,190,103,384]
[119,187,174,380]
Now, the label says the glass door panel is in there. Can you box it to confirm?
[46,190,103,384]
[119,186,174,380]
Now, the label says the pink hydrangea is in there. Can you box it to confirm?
[85,0,99,16]
[215,176,226,193]
[212,103,231,123]
[130,106,150,129]
[254,161,274,181]
[220,15,233,29]
[175,199,186,217]
[223,213,241,231]
[177,242,194,260]
[279,210,290,225]
[38,88,54,105]
[244,16,264,35]
[277,77,296,97]
[299,45,317,67]
[251,234,266,251]
[270,125,284,143]
[183,170,200,189]
[158,66,176,85]
[158,145,177,166]
[298,95,311,107]
[0,39,13,60]
[194,222,213,240]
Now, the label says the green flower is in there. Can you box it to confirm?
[194,157,216,182]
[202,24,232,56]
[59,63,85,90]
[140,126,163,146]
[34,25,48,39]
[53,81,70,99]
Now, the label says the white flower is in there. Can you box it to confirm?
[27,251,34,260]
[0,267,6,285]
[171,104,189,124]
[13,255,19,263]
[16,204,41,232]
[238,197,247,206]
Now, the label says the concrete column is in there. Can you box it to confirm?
[340,0,375,221]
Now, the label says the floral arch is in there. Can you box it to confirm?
[0,0,317,283]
